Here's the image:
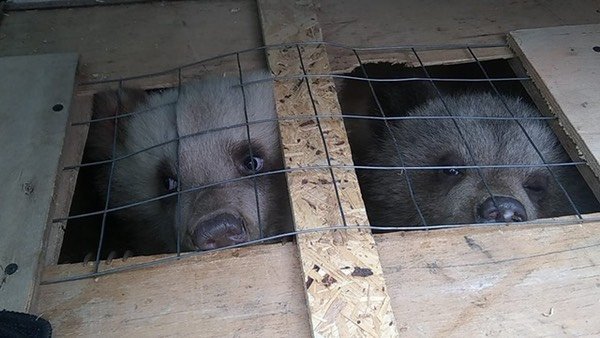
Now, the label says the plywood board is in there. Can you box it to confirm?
[509,24,600,179]
[257,1,397,336]
[0,53,78,311]
[36,244,311,337]
[35,216,600,336]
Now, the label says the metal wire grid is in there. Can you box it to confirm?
[47,41,598,284]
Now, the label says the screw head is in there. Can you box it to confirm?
[5,263,18,275]
[52,103,64,112]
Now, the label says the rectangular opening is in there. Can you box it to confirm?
[48,43,600,282]
[338,51,600,229]
[35,39,600,336]
[55,49,294,271]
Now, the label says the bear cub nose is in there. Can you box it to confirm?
[477,196,528,223]
[193,213,248,250]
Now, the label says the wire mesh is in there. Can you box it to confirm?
[51,41,600,284]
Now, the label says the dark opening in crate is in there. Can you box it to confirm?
[338,59,600,229]
[58,52,294,264]
[55,44,600,269]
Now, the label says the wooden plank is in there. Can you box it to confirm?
[41,95,93,266]
[2,1,598,90]
[0,53,78,312]
[318,0,600,73]
[35,243,311,337]
[379,217,600,336]
[5,0,151,10]
[35,216,600,336]
[257,1,397,336]
[0,0,263,87]
[508,24,600,179]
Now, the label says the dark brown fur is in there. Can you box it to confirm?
[338,64,599,226]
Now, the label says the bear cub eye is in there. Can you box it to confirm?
[164,176,179,193]
[234,141,267,175]
[158,160,178,193]
[443,168,462,176]
[242,155,264,174]
[436,152,465,179]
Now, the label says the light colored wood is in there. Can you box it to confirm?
[508,24,600,179]
[41,95,93,266]
[35,243,311,337]
[0,53,78,312]
[379,217,600,336]
[35,216,600,336]
[257,1,397,336]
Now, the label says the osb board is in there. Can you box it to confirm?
[0,53,78,312]
[35,244,312,337]
[509,24,600,179]
[35,218,600,336]
[41,95,93,266]
[2,1,599,90]
[258,1,397,336]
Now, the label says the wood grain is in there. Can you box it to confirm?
[380,218,600,336]
[0,53,78,311]
[35,216,600,336]
[36,244,311,337]
[257,1,398,336]
[2,0,599,90]
[509,24,600,180]
[0,0,263,88]
[41,95,93,266]
[318,0,600,72]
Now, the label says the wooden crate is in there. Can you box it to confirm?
[1,1,599,336]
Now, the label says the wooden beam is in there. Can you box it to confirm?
[0,53,78,312]
[508,24,600,181]
[257,1,397,336]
